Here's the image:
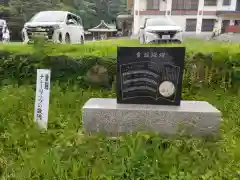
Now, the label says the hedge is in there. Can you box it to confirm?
[0,42,240,92]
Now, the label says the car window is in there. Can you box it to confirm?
[74,14,81,26]
[71,14,79,25]
[146,18,176,26]
[66,14,77,25]
[30,12,66,22]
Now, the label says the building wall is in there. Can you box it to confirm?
[132,0,240,36]
[138,0,167,11]
[217,0,237,11]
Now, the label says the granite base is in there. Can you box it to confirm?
[82,98,221,136]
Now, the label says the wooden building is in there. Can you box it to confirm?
[88,20,117,40]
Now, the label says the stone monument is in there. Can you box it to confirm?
[82,47,221,136]
[116,47,184,106]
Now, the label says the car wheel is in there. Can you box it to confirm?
[143,36,146,44]
[65,33,70,44]
[58,33,62,43]
[22,32,25,42]
[80,36,84,44]
[140,36,144,44]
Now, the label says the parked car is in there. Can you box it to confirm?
[139,17,183,44]
[22,11,85,44]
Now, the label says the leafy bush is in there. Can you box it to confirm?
[0,39,239,91]
[0,53,239,91]
[0,52,115,87]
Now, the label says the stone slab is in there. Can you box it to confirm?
[82,98,221,136]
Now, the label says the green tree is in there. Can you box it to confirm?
[9,0,53,21]
[8,0,127,28]
[73,0,96,28]
[109,0,127,19]
[56,0,96,28]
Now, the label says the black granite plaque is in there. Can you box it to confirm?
[116,47,185,106]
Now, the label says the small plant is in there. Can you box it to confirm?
[32,36,51,59]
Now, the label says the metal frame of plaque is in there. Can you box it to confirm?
[116,47,185,106]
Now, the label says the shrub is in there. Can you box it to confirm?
[0,40,239,91]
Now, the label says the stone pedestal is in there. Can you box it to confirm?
[82,98,221,136]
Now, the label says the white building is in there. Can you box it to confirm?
[130,0,240,36]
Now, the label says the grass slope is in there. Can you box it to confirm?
[0,39,239,57]
[0,85,240,179]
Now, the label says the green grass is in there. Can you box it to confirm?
[0,85,240,179]
[0,39,239,57]
[0,39,240,179]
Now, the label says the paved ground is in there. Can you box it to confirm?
[211,33,240,42]
[131,33,240,42]
[183,32,240,42]
[2,33,240,44]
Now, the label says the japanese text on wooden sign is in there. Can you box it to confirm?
[34,69,51,129]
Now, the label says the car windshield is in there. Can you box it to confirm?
[30,12,66,22]
[146,18,175,26]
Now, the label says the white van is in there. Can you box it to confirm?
[22,11,85,44]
